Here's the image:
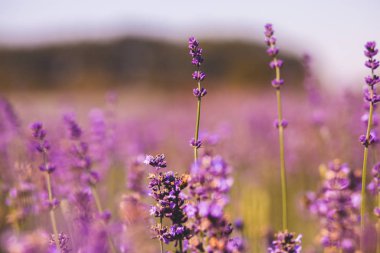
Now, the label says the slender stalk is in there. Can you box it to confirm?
[42,148,61,252]
[273,53,288,230]
[361,86,374,250]
[377,194,380,253]
[159,217,164,253]
[194,81,202,162]
[46,172,61,252]
[266,24,288,230]
[179,239,183,253]
[91,186,103,213]
[276,88,288,230]
[90,186,117,253]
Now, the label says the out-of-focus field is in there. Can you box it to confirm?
[1,87,366,252]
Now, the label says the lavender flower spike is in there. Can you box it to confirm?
[189,36,207,161]
[360,41,380,250]
[264,23,288,230]
[30,122,61,252]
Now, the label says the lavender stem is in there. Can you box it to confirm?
[194,79,202,161]
[265,23,288,230]
[91,186,117,253]
[46,172,61,252]
[377,193,380,253]
[276,88,288,230]
[159,217,164,253]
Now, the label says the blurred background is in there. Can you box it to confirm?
[1,1,380,252]
[1,0,379,92]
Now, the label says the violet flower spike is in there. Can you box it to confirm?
[30,122,62,252]
[360,41,380,251]
[264,23,288,230]
[189,36,207,161]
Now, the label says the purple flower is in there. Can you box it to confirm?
[268,231,302,253]
[63,114,82,140]
[365,41,378,58]
[193,87,207,98]
[147,164,191,246]
[305,159,360,251]
[144,154,167,169]
[188,36,204,68]
[190,138,202,149]
[192,71,206,81]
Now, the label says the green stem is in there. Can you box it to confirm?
[270,41,288,230]
[361,86,374,250]
[377,194,380,253]
[276,88,288,230]
[46,173,61,252]
[194,80,202,162]
[159,217,164,253]
[179,239,183,253]
[90,186,117,253]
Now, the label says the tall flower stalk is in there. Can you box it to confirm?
[64,115,117,253]
[360,41,380,249]
[30,122,61,252]
[264,23,288,230]
[189,37,207,162]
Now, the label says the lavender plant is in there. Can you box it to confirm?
[264,23,288,230]
[145,154,191,253]
[189,36,207,161]
[360,41,380,249]
[305,160,360,252]
[30,122,62,252]
[63,115,117,253]
[185,154,244,253]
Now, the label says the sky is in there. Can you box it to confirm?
[1,0,380,90]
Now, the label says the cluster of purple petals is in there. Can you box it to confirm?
[64,116,100,187]
[185,154,244,253]
[30,123,59,209]
[144,154,167,169]
[267,230,302,253]
[189,37,207,95]
[264,24,284,89]
[146,154,192,247]
[190,138,202,149]
[49,232,71,253]
[89,109,112,177]
[304,160,360,252]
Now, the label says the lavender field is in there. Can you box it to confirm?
[0,20,380,253]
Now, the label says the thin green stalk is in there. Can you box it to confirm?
[272,52,288,230]
[194,80,202,162]
[360,86,374,250]
[179,239,183,253]
[276,88,288,230]
[46,173,61,252]
[90,186,117,253]
[377,194,380,253]
[159,217,164,253]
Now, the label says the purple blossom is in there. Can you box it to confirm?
[190,138,202,149]
[268,231,302,253]
[144,154,167,169]
[193,87,207,98]
[304,159,360,251]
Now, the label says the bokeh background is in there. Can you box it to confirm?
[1,0,380,252]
